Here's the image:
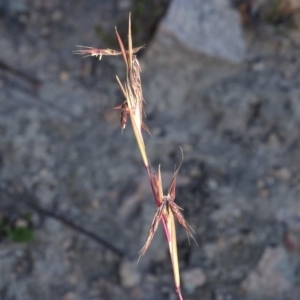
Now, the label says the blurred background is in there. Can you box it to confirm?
[0,0,300,299]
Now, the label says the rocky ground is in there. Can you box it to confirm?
[0,1,300,300]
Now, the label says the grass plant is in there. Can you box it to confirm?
[74,15,196,300]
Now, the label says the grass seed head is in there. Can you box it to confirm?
[73,45,144,60]
[74,15,189,299]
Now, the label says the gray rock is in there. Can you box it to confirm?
[160,0,245,62]
[241,246,299,297]
[1,0,28,15]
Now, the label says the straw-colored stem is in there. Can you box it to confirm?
[129,111,148,168]
[168,210,181,295]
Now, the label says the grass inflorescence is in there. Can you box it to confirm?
[74,15,196,300]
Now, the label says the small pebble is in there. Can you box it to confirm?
[182,268,207,293]
[273,168,291,181]
[119,260,141,288]
[51,10,63,22]
[59,71,70,83]
[40,26,50,37]
[61,292,78,300]
[252,62,265,72]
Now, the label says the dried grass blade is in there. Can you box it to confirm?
[132,45,145,53]
[115,27,128,69]
[169,201,198,246]
[116,76,127,99]
[128,13,133,69]
[141,122,151,135]
[168,147,184,199]
[73,45,144,57]
[152,172,160,203]
[157,165,164,203]
[73,46,120,56]
[138,199,167,261]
